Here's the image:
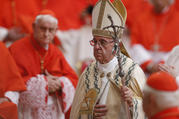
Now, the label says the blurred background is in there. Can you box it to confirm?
[0,0,178,76]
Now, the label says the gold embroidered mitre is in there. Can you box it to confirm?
[92,0,127,38]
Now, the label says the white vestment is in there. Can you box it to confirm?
[18,75,75,119]
[70,54,146,119]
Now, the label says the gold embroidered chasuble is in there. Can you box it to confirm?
[70,54,146,119]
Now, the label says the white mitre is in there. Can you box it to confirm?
[92,0,127,38]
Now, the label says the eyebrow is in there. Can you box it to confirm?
[93,38,107,41]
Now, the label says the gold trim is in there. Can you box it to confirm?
[109,76,122,88]
[92,29,112,38]
[133,96,142,100]
[130,78,144,98]
[120,42,130,58]
[79,88,98,115]
[96,0,107,28]
[96,0,125,28]
[105,0,125,26]
[92,29,123,38]
[113,0,127,22]
[100,72,105,78]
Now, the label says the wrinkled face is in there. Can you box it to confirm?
[91,36,115,64]
[33,18,57,47]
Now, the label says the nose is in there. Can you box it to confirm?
[44,29,50,36]
[95,42,102,49]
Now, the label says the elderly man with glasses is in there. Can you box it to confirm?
[9,10,78,119]
[70,0,146,119]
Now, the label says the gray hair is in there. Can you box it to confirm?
[34,15,58,25]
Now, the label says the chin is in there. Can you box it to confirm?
[43,40,51,44]
[41,41,48,45]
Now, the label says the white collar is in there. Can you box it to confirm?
[44,44,49,50]
[98,57,118,73]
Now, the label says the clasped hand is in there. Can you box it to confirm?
[45,70,61,93]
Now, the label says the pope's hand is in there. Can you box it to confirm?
[93,103,108,119]
[47,76,61,93]
[120,86,134,107]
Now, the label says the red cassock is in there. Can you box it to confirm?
[0,0,39,34]
[0,102,19,119]
[0,0,96,32]
[0,0,62,46]
[32,0,97,30]
[0,0,97,47]
[0,42,26,119]
[150,107,179,119]
[129,4,179,71]
[9,36,78,119]
[121,0,151,28]
[175,0,179,11]
[131,5,179,52]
